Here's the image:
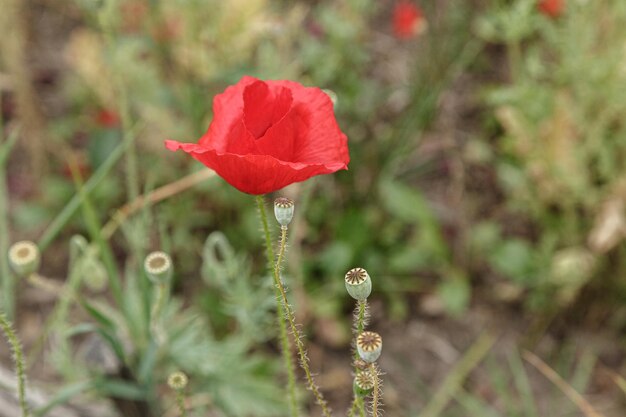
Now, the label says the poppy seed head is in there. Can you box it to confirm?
[167,371,188,390]
[345,267,368,285]
[357,331,382,352]
[8,241,40,276]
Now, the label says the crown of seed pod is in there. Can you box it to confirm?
[274,197,295,227]
[167,371,188,390]
[345,267,372,301]
[144,251,173,284]
[357,331,382,363]
[353,370,375,397]
[8,241,41,277]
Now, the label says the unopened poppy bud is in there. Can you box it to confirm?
[167,371,188,390]
[345,267,371,301]
[144,251,172,284]
[353,371,375,397]
[274,197,295,227]
[8,241,40,277]
[357,331,382,363]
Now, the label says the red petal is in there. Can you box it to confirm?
[197,76,259,152]
[243,80,293,139]
[165,142,342,194]
[268,80,349,167]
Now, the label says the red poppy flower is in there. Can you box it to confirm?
[95,109,120,128]
[165,76,349,195]
[538,0,564,18]
[393,1,426,40]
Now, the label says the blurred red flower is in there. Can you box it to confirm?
[165,77,349,195]
[393,1,425,39]
[538,0,564,18]
[95,109,120,128]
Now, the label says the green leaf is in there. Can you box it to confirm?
[34,380,94,417]
[93,377,146,400]
[437,271,471,316]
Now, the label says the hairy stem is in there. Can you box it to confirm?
[150,283,167,342]
[274,222,332,417]
[355,300,367,336]
[255,196,299,417]
[369,363,380,417]
[175,391,187,417]
[359,397,366,417]
[0,313,29,417]
[347,394,366,417]
[349,300,369,415]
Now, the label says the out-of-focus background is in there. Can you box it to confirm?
[2,0,626,416]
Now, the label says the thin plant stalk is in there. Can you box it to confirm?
[175,391,187,417]
[359,398,366,417]
[0,128,19,319]
[255,195,299,417]
[355,300,367,336]
[348,396,366,417]
[273,217,331,417]
[150,283,168,342]
[349,300,369,417]
[0,312,29,417]
[369,363,381,417]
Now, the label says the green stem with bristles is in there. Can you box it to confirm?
[369,363,380,417]
[349,300,368,416]
[175,390,187,417]
[255,195,299,417]
[273,209,332,417]
[0,312,29,417]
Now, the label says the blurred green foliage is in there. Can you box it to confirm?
[4,0,626,414]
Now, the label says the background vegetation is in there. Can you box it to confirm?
[1,0,626,416]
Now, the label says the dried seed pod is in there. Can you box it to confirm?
[345,267,372,301]
[357,331,382,363]
[144,251,173,284]
[274,197,295,227]
[8,241,40,277]
[167,371,188,390]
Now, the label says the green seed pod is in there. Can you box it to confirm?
[345,267,371,301]
[353,371,375,397]
[80,255,109,292]
[357,331,382,363]
[144,251,172,284]
[167,371,188,390]
[274,197,295,227]
[8,241,40,277]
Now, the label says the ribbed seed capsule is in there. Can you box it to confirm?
[167,371,188,390]
[274,197,295,227]
[144,251,173,284]
[345,267,372,301]
[8,241,40,277]
[353,370,375,397]
[357,331,382,363]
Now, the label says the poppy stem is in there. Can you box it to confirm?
[0,312,29,417]
[369,363,381,417]
[274,223,332,417]
[175,390,187,417]
[255,196,299,417]
[349,300,369,415]
[347,396,359,417]
[354,300,368,355]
